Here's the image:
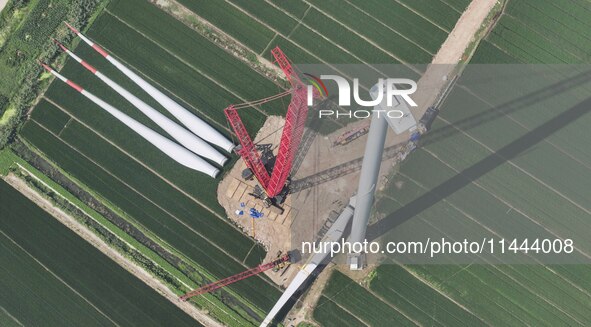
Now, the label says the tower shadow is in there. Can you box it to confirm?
[366,96,591,241]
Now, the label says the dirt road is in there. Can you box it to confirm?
[413,0,499,114]
[4,173,223,327]
[286,0,499,325]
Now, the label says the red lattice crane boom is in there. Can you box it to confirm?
[179,254,290,301]
[225,47,318,197]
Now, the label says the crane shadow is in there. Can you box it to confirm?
[366,95,591,241]
[291,69,591,191]
[421,68,591,147]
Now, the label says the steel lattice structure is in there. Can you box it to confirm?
[225,47,316,197]
[179,254,290,301]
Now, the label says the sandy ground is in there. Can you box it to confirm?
[4,174,222,327]
[412,0,499,112]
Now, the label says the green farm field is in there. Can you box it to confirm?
[0,179,198,327]
[314,0,591,326]
[19,0,464,323]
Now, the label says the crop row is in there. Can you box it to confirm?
[0,180,199,327]
[179,0,434,68]
[85,15,266,133]
[401,142,591,255]
[203,0,361,64]
[410,263,590,326]
[307,0,433,63]
[174,0,274,53]
[375,171,591,325]
[108,0,284,116]
[489,16,581,63]
[314,0,448,54]
[388,152,591,320]
[397,0,462,31]
[30,99,71,135]
[302,8,404,64]
[45,43,254,214]
[313,296,365,327]
[514,0,591,40]
[441,0,472,13]
[470,41,519,64]
[448,69,591,163]
[20,119,279,313]
[28,102,268,267]
[506,0,591,58]
[369,265,485,326]
[320,270,414,326]
[435,86,591,218]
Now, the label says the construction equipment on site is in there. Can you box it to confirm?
[333,124,369,147]
[418,106,440,133]
[248,185,285,215]
[225,47,321,199]
[179,252,293,301]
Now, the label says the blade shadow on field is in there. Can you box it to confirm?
[366,96,591,241]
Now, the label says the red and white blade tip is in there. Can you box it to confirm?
[64,22,79,34]
[40,62,52,72]
[51,38,68,51]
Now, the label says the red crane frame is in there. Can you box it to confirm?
[179,254,290,301]
[225,47,317,197]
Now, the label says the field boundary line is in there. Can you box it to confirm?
[242,243,257,264]
[14,163,137,252]
[392,0,451,33]
[150,0,287,88]
[438,0,464,14]
[490,30,567,63]
[82,41,232,134]
[342,0,436,55]
[503,12,586,62]
[0,228,122,327]
[30,113,284,298]
[286,3,312,39]
[404,155,591,297]
[203,0,392,109]
[57,116,73,137]
[40,97,255,242]
[3,173,227,327]
[12,154,256,326]
[319,295,371,326]
[394,262,492,325]
[417,148,591,260]
[458,83,591,171]
[399,171,588,325]
[301,0,418,65]
[106,10,269,118]
[412,150,591,295]
[0,305,24,327]
[260,32,279,56]
[424,144,591,256]
[30,115,259,273]
[436,114,591,216]
[263,0,421,75]
[223,0,421,77]
[306,0,434,57]
[362,285,423,326]
[380,196,490,325]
